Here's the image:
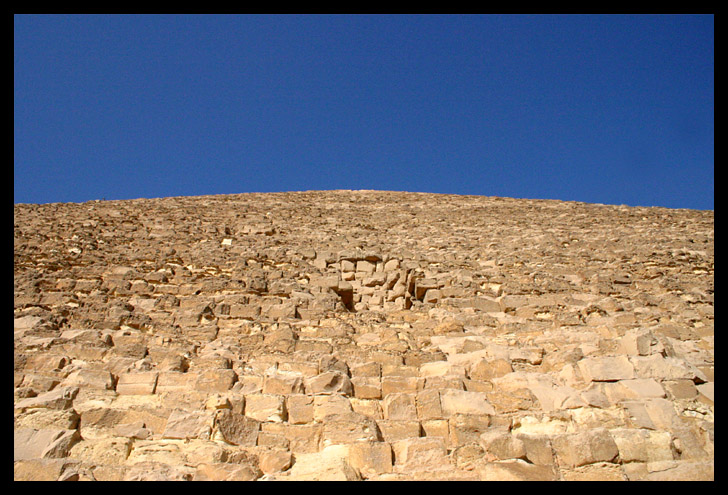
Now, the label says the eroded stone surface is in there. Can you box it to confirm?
[14,190,713,480]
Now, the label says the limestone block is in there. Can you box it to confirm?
[321,412,381,446]
[577,356,635,382]
[14,428,80,460]
[602,378,666,403]
[349,441,393,478]
[560,462,627,481]
[663,379,698,399]
[470,297,502,313]
[113,420,151,439]
[214,410,259,447]
[304,371,353,396]
[421,419,449,444]
[630,354,708,382]
[62,369,116,390]
[356,260,376,274]
[621,398,682,430]
[288,444,360,481]
[516,434,554,466]
[122,461,194,481]
[697,382,713,403]
[155,371,195,393]
[624,460,713,481]
[263,423,322,454]
[415,389,442,420]
[392,437,449,471]
[116,372,158,395]
[193,462,261,481]
[479,459,559,481]
[448,413,491,447]
[162,409,214,440]
[194,368,237,393]
[313,394,353,421]
[286,394,314,424]
[14,408,79,431]
[610,428,675,463]
[351,376,382,399]
[350,398,383,420]
[382,393,418,421]
[551,428,619,468]
[263,371,304,395]
[440,389,495,416]
[479,428,527,461]
[244,393,286,422]
[14,458,79,481]
[259,449,292,474]
[376,420,422,443]
[469,358,513,381]
[15,387,78,411]
[67,437,133,465]
[381,376,421,396]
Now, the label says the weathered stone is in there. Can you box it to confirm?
[610,428,675,463]
[13,190,714,481]
[162,409,214,440]
[551,428,619,468]
[14,428,80,460]
[440,389,495,416]
[304,371,353,396]
[348,441,393,478]
[392,437,450,472]
[288,444,360,481]
[193,462,261,481]
[116,372,158,395]
[479,459,559,481]
[577,356,635,382]
[382,393,417,420]
[214,410,260,446]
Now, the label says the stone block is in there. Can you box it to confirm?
[193,462,261,481]
[116,371,158,395]
[577,356,635,382]
[415,389,443,420]
[214,410,259,446]
[194,368,237,393]
[286,394,314,424]
[551,428,619,468]
[62,369,116,390]
[14,428,80,460]
[376,419,422,443]
[382,393,417,420]
[392,437,449,471]
[440,389,495,416]
[304,371,353,396]
[162,409,214,440]
[479,459,559,481]
[610,428,675,463]
[263,371,304,395]
[349,441,393,478]
[321,412,381,446]
[288,444,360,481]
[351,376,382,399]
[244,393,286,422]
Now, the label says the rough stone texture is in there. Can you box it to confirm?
[14,190,713,480]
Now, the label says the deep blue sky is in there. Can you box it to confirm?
[14,14,713,209]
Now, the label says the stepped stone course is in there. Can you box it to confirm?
[14,190,713,480]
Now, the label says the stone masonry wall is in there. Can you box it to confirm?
[14,190,713,480]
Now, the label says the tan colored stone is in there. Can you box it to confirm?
[348,441,393,478]
[116,372,158,395]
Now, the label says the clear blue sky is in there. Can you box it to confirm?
[14,14,713,209]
